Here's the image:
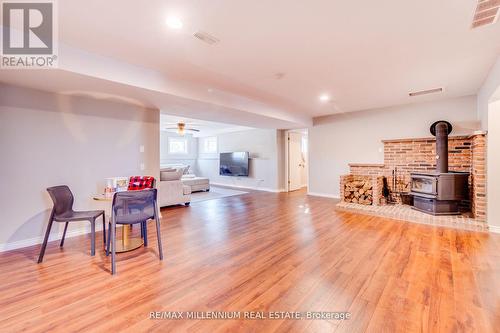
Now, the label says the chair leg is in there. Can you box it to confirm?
[90,220,96,256]
[102,214,106,245]
[106,222,111,256]
[155,217,163,260]
[111,222,116,275]
[143,221,148,247]
[38,213,54,263]
[60,222,69,247]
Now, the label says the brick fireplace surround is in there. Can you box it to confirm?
[339,132,487,222]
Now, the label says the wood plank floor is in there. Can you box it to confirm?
[1,189,499,332]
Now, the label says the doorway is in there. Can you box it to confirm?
[286,129,308,192]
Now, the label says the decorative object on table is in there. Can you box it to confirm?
[106,188,163,275]
[104,177,129,196]
[38,185,106,263]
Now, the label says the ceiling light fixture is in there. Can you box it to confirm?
[164,122,200,136]
[166,16,183,29]
[319,94,330,102]
[409,88,443,97]
[177,123,185,136]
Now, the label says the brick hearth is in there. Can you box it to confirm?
[336,202,488,231]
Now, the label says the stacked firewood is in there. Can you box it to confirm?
[344,180,373,205]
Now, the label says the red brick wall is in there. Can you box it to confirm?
[471,134,487,221]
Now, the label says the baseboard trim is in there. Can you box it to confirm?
[307,192,340,199]
[0,223,118,253]
[488,225,500,234]
[210,182,283,193]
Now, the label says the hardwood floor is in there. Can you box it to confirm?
[1,189,499,332]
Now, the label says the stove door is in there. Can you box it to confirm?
[411,175,437,196]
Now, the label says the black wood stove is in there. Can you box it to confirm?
[410,121,469,215]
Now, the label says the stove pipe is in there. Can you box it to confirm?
[430,120,452,174]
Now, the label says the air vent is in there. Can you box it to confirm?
[471,0,500,28]
[274,72,286,80]
[409,88,443,97]
[193,31,220,45]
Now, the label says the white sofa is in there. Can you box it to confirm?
[160,164,210,193]
[158,168,191,207]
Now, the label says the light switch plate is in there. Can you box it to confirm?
[139,145,145,153]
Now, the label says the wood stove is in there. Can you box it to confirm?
[410,121,469,215]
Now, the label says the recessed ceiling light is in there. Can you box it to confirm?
[319,94,330,102]
[166,16,183,29]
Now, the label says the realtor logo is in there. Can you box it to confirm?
[1,0,58,68]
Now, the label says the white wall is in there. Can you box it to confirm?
[197,129,282,191]
[478,56,500,130]
[487,99,500,230]
[308,96,479,198]
[0,84,159,251]
[160,131,198,173]
[487,98,500,231]
[477,56,500,231]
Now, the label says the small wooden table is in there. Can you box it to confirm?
[93,194,143,253]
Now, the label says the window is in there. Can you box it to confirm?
[168,137,188,154]
[201,136,218,154]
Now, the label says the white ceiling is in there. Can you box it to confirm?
[1,0,500,128]
[160,114,254,137]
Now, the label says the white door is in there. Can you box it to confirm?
[288,132,303,191]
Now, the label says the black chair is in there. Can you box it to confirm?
[127,176,156,236]
[106,189,162,275]
[38,185,106,263]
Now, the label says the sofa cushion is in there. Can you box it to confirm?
[160,169,183,181]
[184,165,191,174]
[162,164,192,175]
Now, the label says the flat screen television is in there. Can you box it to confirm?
[219,152,249,176]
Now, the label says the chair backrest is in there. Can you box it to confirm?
[46,185,74,216]
[111,189,157,224]
[127,176,156,191]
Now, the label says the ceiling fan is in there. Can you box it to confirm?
[164,122,200,136]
